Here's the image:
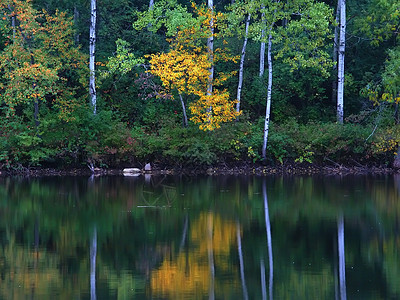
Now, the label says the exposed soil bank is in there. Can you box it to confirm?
[0,162,396,177]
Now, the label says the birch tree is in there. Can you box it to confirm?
[259,6,266,77]
[236,12,250,113]
[207,0,214,98]
[89,0,97,114]
[262,30,273,159]
[337,0,346,124]
[254,0,333,159]
[227,1,253,114]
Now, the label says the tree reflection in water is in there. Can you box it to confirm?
[90,226,97,300]
[338,214,346,300]
[263,179,273,300]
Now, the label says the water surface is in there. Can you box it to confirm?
[0,175,399,299]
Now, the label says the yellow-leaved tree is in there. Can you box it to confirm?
[146,4,240,131]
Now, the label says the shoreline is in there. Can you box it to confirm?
[0,162,396,177]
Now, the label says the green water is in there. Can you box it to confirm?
[0,175,399,299]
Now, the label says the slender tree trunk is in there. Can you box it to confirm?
[34,98,40,128]
[31,55,40,130]
[11,14,16,42]
[90,227,97,300]
[179,93,188,127]
[394,147,400,169]
[207,0,214,117]
[332,0,340,104]
[259,8,266,77]
[149,0,154,9]
[338,214,346,300]
[263,180,273,300]
[207,0,214,96]
[236,13,251,113]
[89,0,97,115]
[337,0,346,124]
[236,221,248,300]
[262,32,273,159]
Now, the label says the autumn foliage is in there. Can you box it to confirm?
[0,0,87,121]
[147,4,240,131]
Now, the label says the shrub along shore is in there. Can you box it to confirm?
[1,117,399,177]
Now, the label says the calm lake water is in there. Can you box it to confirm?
[0,174,399,299]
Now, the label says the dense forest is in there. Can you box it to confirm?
[0,0,399,170]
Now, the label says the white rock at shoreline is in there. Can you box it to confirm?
[123,168,141,174]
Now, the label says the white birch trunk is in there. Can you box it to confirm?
[337,0,346,124]
[236,13,251,113]
[207,0,214,98]
[259,7,266,77]
[11,15,16,42]
[89,0,97,115]
[179,93,188,127]
[262,32,273,159]
[149,0,154,9]
[338,214,347,300]
[332,0,340,104]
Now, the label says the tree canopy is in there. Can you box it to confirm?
[0,0,399,168]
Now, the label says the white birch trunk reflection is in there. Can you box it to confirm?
[263,180,273,299]
[334,235,339,300]
[207,214,215,300]
[338,214,346,300]
[236,221,248,300]
[90,227,97,300]
[179,213,189,251]
[260,258,266,300]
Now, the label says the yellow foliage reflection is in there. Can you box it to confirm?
[150,212,239,298]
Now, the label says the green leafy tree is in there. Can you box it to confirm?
[242,0,333,159]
